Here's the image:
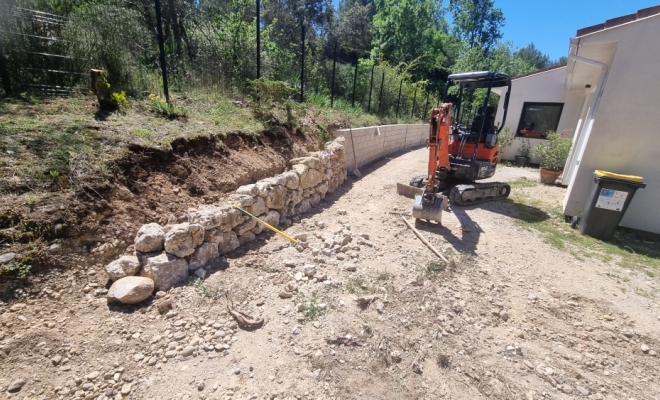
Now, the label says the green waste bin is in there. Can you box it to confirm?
[579,170,646,241]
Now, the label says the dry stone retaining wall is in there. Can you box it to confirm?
[104,137,347,303]
[338,124,429,171]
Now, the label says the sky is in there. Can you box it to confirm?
[495,0,660,60]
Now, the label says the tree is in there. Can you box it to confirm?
[448,0,505,53]
[515,43,550,70]
[331,0,374,60]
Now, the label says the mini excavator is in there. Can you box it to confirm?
[403,71,513,222]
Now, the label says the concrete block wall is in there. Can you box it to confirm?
[338,124,429,171]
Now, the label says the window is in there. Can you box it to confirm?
[517,102,564,138]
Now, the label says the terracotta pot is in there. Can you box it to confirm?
[539,167,562,185]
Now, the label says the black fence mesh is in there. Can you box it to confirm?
[0,0,436,119]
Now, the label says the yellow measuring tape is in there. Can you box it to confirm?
[232,204,299,244]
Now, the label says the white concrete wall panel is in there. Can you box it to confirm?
[338,124,429,172]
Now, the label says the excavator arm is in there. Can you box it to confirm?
[423,104,452,202]
[412,103,452,221]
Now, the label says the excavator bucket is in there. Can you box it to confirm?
[396,182,423,199]
[412,194,448,222]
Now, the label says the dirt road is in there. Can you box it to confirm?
[2,148,659,400]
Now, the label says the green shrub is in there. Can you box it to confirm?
[110,91,127,110]
[534,131,572,170]
[0,261,32,281]
[248,78,296,103]
[148,94,187,119]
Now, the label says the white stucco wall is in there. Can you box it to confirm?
[563,14,660,234]
[494,67,586,163]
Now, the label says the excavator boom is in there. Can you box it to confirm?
[412,104,453,221]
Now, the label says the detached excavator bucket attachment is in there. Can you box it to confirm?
[396,182,424,199]
[412,194,448,222]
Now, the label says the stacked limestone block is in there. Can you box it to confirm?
[105,137,347,304]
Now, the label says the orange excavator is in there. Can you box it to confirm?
[404,71,513,221]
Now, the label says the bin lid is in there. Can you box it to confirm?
[594,170,644,183]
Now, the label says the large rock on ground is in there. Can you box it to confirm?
[187,205,224,230]
[134,223,165,253]
[292,164,323,189]
[107,276,154,304]
[218,207,243,232]
[204,229,224,244]
[280,171,300,190]
[164,223,205,257]
[233,218,257,236]
[261,210,280,228]
[227,194,254,207]
[238,231,256,245]
[105,255,140,281]
[248,197,267,216]
[140,253,189,291]
[218,231,240,254]
[265,185,287,209]
[290,156,322,170]
[236,184,258,197]
[187,242,219,270]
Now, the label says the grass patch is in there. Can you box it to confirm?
[423,260,447,278]
[189,277,222,300]
[296,291,326,322]
[511,192,660,274]
[347,273,372,294]
[509,177,539,189]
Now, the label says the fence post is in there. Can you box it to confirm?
[256,0,260,79]
[395,79,403,119]
[410,87,417,119]
[330,42,337,107]
[367,64,374,113]
[377,71,385,113]
[154,0,170,102]
[300,23,305,102]
[351,60,358,107]
[422,91,430,121]
[0,37,11,96]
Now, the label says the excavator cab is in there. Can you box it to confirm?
[401,71,513,223]
[444,71,512,181]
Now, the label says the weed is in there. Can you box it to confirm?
[133,128,150,138]
[0,261,32,281]
[347,274,371,294]
[110,91,128,110]
[189,278,222,300]
[423,260,446,277]
[148,94,187,119]
[509,177,539,189]
[376,270,392,281]
[646,270,655,278]
[296,291,326,322]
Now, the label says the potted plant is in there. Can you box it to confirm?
[534,131,572,184]
[514,137,531,167]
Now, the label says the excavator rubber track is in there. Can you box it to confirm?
[449,182,511,206]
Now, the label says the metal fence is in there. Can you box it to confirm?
[0,0,438,119]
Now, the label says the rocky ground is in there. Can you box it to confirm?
[1,148,659,400]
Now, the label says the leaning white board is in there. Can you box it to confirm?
[595,189,628,212]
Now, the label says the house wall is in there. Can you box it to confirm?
[563,14,660,234]
[337,124,428,171]
[494,67,587,163]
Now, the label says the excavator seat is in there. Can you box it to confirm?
[470,106,495,135]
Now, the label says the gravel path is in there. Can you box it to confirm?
[1,148,659,400]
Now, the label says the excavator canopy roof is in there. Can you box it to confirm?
[447,71,511,89]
